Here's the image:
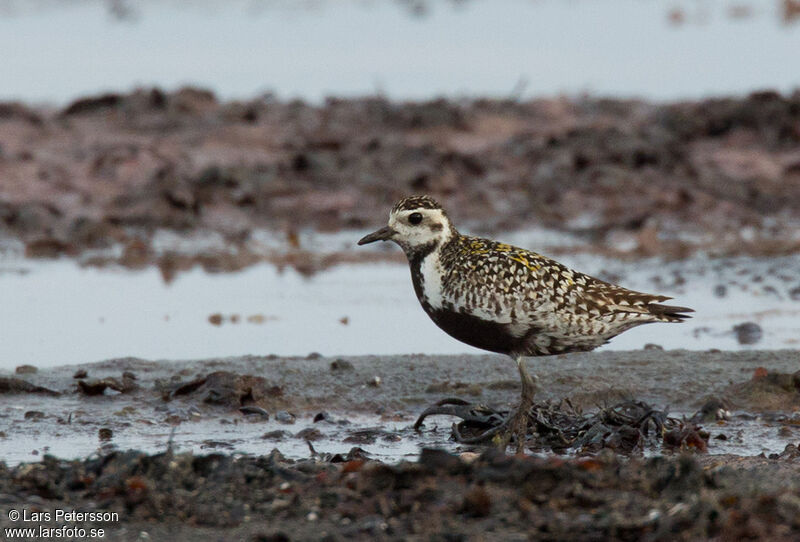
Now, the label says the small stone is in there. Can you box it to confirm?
[295,427,323,441]
[418,448,462,471]
[15,365,37,375]
[461,486,491,517]
[459,452,481,464]
[239,406,270,419]
[330,359,354,371]
[643,343,663,350]
[208,313,223,326]
[368,376,382,387]
[98,428,113,441]
[306,352,322,360]
[733,322,762,345]
[789,286,800,301]
[713,284,727,298]
[24,411,45,420]
[262,430,289,440]
[313,411,333,423]
[275,411,296,425]
[73,369,88,379]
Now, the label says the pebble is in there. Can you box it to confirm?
[733,322,763,345]
[330,359,354,371]
[275,411,296,425]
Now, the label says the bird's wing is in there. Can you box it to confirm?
[439,237,691,324]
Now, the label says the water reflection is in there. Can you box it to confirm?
[0,0,797,104]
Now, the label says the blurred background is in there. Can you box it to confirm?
[1,0,799,367]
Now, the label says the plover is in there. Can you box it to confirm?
[358,195,692,452]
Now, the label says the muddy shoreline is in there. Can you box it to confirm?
[5,350,800,415]
[2,89,800,277]
[1,350,800,540]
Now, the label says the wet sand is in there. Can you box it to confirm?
[1,350,800,540]
[5,349,800,416]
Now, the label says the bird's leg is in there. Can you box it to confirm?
[496,356,538,454]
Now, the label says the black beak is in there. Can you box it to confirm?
[357,226,396,245]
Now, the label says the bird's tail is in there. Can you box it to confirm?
[648,303,694,322]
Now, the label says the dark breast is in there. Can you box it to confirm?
[425,307,520,355]
[408,245,526,356]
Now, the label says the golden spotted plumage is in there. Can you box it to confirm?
[358,195,693,451]
[361,196,692,358]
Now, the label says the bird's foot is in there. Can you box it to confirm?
[493,400,534,454]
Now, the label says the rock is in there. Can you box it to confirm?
[0,377,60,396]
[313,411,333,423]
[461,486,491,517]
[275,411,296,425]
[15,365,38,375]
[252,533,290,542]
[692,397,731,422]
[343,428,389,445]
[261,430,290,441]
[724,371,800,411]
[239,406,270,419]
[733,322,762,345]
[77,374,137,396]
[73,369,88,379]
[61,93,122,115]
[330,359,354,371]
[295,428,323,441]
[418,448,463,472]
[168,371,282,409]
[25,238,73,258]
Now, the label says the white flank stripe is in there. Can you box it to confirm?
[419,251,444,310]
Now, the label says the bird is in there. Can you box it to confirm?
[358,195,693,453]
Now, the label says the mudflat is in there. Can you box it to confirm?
[1,350,799,540]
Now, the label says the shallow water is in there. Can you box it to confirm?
[1,0,798,104]
[1,249,799,369]
[1,407,792,467]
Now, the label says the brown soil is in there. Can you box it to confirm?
[2,89,800,276]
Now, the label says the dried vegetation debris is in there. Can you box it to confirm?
[415,398,709,454]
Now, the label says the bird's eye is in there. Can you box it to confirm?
[408,212,423,225]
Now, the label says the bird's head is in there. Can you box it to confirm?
[357,195,455,254]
